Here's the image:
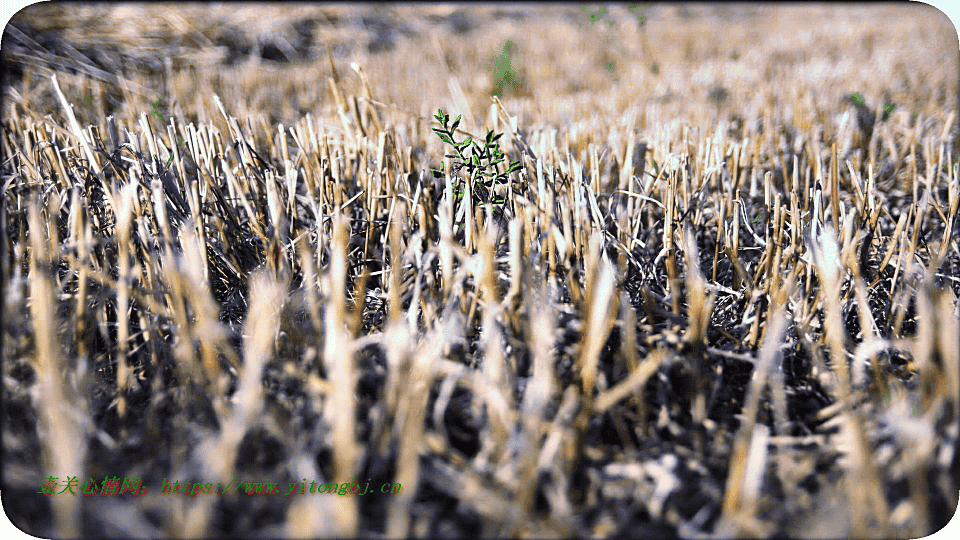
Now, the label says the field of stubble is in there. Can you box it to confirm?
[2,3,959,538]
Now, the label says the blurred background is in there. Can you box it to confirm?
[3,3,957,137]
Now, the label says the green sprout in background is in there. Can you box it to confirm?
[882,102,896,121]
[580,6,610,26]
[578,5,648,79]
[146,96,185,168]
[581,4,648,27]
[164,136,186,168]
[151,98,165,120]
[848,92,897,122]
[627,3,649,26]
[488,40,522,96]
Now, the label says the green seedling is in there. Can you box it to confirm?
[649,158,661,177]
[580,5,647,77]
[164,136,186,168]
[430,108,520,216]
[851,92,865,105]
[753,212,764,224]
[580,6,607,25]
[882,102,896,121]
[152,99,165,120]
[628,3,649,26]
[582,4,648,27]
[488,41,522,96]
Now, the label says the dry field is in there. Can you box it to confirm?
[1,2,959,538]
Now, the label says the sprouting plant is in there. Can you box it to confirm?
[628,3,649,26]
[164,136,187,168]
[580,6,609,26]
[430,108,521,215]
[488,40,522,96]
[851,92,865,105]
[882,102,896,121]
[152,98,165,120]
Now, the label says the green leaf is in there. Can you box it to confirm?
[460,136,472,148]
[438,132,454,146]
[451,114,461,132]
[882,102,896,121]
[492,132,503,141]
[445,153,460,159]
[472,155,481,167]
[507,161,521,173]
[486,130,494,143]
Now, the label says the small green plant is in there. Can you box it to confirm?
[581,4,648,27]
[577,5,650,79]
[579,6,610,26]
[430,108,521,215]
[151,98,165,120]
[851,92,865,105]
[882,102,896,121]
[488,40,522,96]
[146,97,186,167]
[627,3,649,26]
[164,136,186,168]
